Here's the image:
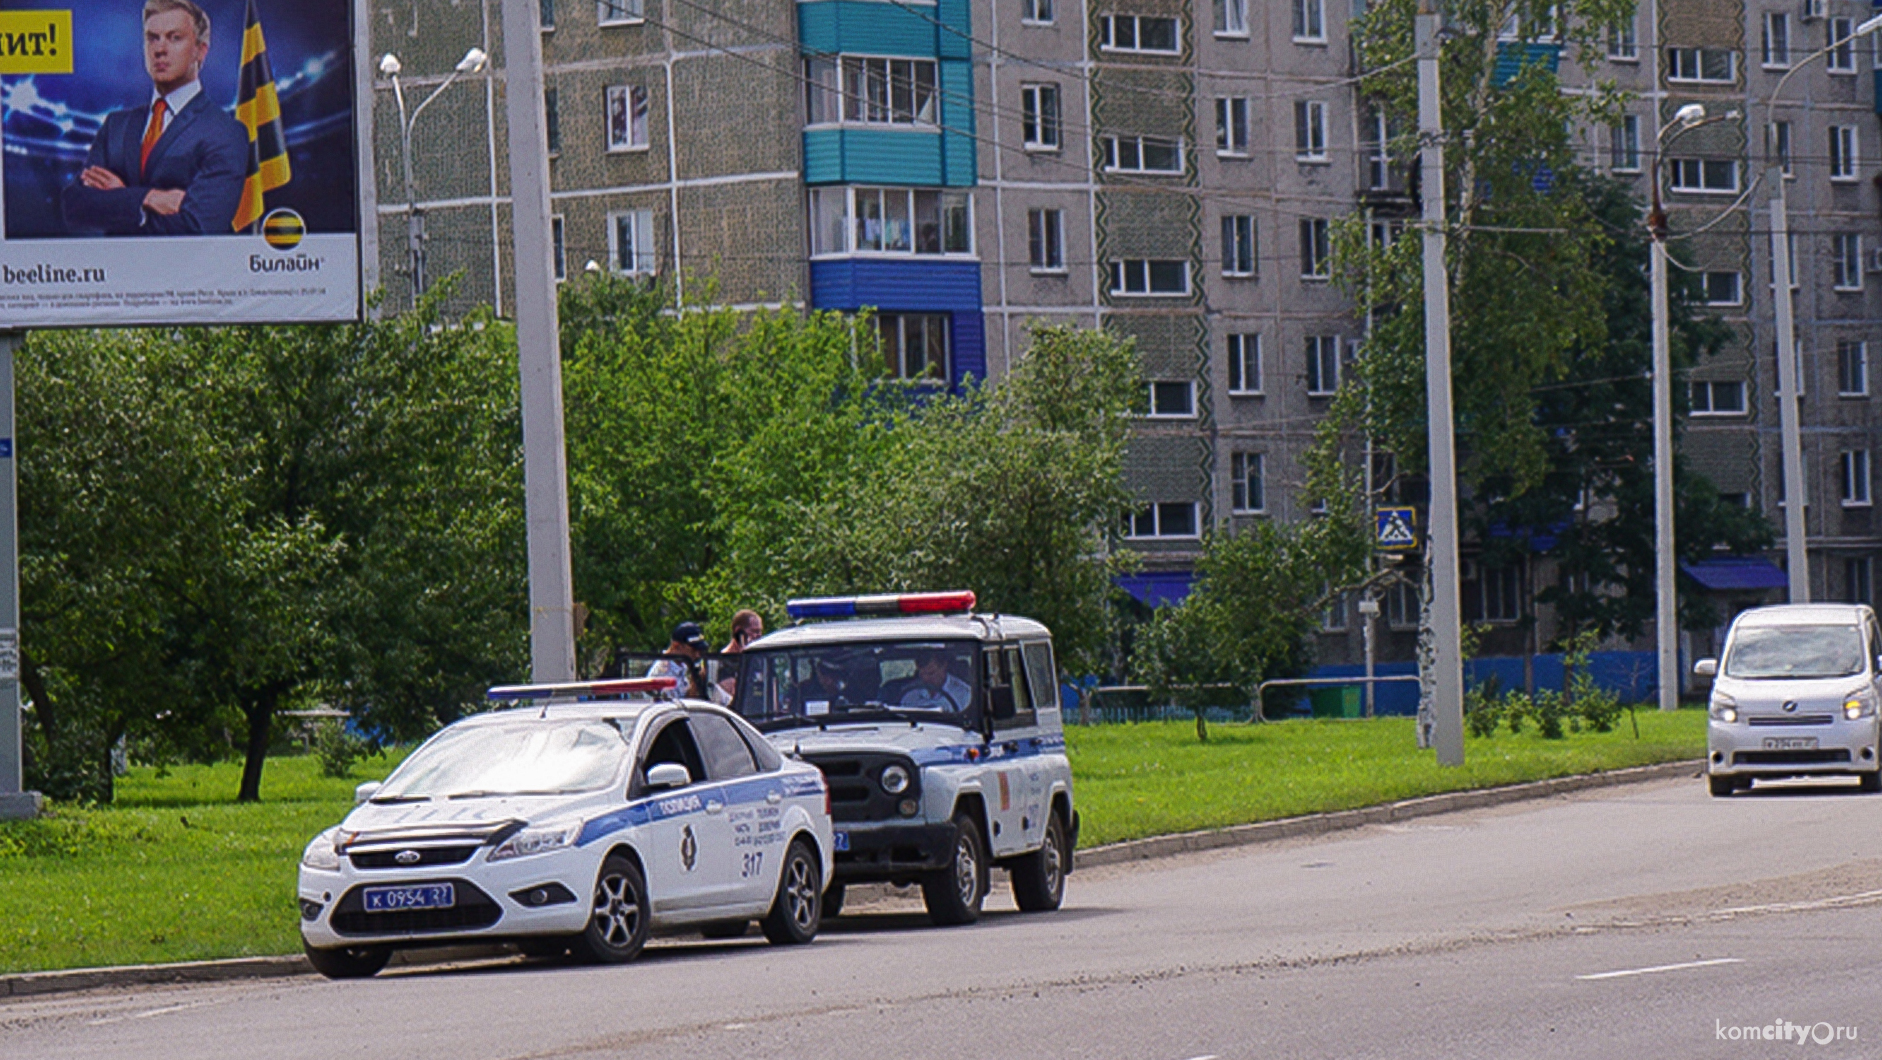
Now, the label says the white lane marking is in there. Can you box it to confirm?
[1576,958,1743,981]
[86,1000,217,1026]
[1179,1055,1219,1060]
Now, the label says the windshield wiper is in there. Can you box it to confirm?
[368,794,429,805]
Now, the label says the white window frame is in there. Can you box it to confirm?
[1230,451,1266,513]
[1020,82,1061,151]
[807,186,974,257]
[541,0,556,32]
[1843,448,1873,507]
[1606,19,1638,60]
[1478,565,1522,623]
[1689,379,1747,416]
[605,84,650,152]
[1108,259,1191,296]
[1610,114,1641,172]
[607,208,656,275]
[1827,17,1856,73]
[1123,502,1201,540]
[1702,270,1742,305]
[1022,0,1055,25]
[596,0,643,27]
[1299,217,1330,279]
[804,55,940,128]
[1144,380,1197,419]
[1222,214,1255,277]
[1365,110,1392,188]
[1103,135,1185,174]
[1214,0,1248,37]
[1668,157,1740,193]
[1762,11,1791,68]
[1294,100,1328,162]
[1839,340,1869,397]
[1227,332,1262,395]
[878,313,952,383]
[1830,125,1859,181]
[1772,119,1794,176]
[1099,15,1181,55]
[1216,96,1250,156]
[1292,0,1325,42]
[1834,233,1864,291]
[1028,207,1066,273]
[1306,334,1340,395]
[1667,47,1737,83]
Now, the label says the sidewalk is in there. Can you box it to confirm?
[0,759,1700,999]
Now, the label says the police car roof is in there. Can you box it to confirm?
[754,613,1050,649]
[1734,603,1873,628]
[464,697,712,726]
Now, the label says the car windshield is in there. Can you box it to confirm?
[733,640,980,729]
[1724,625,1868,679]
[374,719,630,800]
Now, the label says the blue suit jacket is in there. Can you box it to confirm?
[61,91,249,236]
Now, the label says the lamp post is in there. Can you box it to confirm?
[381,47,488,304]
[1762,13,1882,602]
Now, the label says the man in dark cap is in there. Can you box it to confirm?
[646,621,710,698]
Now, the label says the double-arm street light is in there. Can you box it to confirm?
[381,47,489,304]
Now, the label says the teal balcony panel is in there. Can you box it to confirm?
[799,0,949,58]
[804,128,953,185]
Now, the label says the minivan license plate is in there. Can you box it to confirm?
[1762,736,1818,751]
[363,883,454,912]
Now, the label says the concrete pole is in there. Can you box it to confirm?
[0,333,42,819]
[1416,6,1464,766]
[500,0,578,682]
[1650,235,1679,709]
[1769,172,1809,601]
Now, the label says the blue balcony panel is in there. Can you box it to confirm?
[805,128,950,186]
[1492,42,1562,87]
[809,258,986,385]
[798,0,969,59]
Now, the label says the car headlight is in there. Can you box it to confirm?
[1709,691,1737,723]
[1845,694,1876,721]
[488,822,582,863]
[301,829,342,872]
[879,764,911,795]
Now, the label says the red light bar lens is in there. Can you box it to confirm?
[897,591,976,614]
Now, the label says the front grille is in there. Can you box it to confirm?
[1747,715,1836,727]
[329,879,502,936]
[805,753,920,823]
[349,845,481,869]
[1733,749,1853,766]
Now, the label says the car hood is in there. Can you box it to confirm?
[339,791,610,840]
[769,720,984,760]
[1713,674,1873,713]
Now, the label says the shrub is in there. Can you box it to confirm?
[313,720,371,779]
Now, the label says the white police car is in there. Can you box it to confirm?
[731,592,1078,926]
[297,677,833,978]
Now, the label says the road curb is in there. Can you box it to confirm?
[0,759,1701,999]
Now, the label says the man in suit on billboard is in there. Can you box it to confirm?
[61,0,248,235]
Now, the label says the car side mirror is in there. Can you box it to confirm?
[1693,658,1718,678]
[645,763,691,790]
[987,684,1017,721]
[354,781,381,804]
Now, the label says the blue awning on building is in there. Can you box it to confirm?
[1117,572,1194,609]
[1681,557,1789,591]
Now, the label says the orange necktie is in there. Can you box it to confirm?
[140,98,168,179]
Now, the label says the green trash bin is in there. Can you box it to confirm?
[1309,685,1363,719]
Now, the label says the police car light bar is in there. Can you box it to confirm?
[785,591,977,620]
[486,676,677,702]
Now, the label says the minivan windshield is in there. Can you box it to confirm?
[1724,624,1868,679]
[375,720,630,800]
[733,640,980,731]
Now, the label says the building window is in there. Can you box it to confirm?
[597,0,642,26]
[1668,158,1739,193]
[1762,12,1790,67]
[551,214,566,281]
[1028,207,1065,272]
[1478,564,1522,623]
[1294,101,1328,161]
[1827,17,1856,72]
[1830,126,1859,181]
[1022,0,1054,24]
[1292,0,1325,42]
[878,313,951,382]
[608,209,656,275]
[1365,110,1392,187]
[1839,340,1869,396]
[1100,15,1180,53]
[1216,97,1250,156]
[1606,19,1637,59]
[805,56,939,126]
[1222,215,1255,277]
[1702,270,1742,305]
[1227,332,1262,394]
[1667,47,1736,82]
[1103,135,1184,173]
[544,87,561,154]
[1609,115,1640,172]
[1690,379,1746,415]
[1144,380,1196,418]
[1306,335,1340,395]
[1123,502,1200,539]
[1109,259,1190,295]
[1386,580,1419,628]
[1843,449,1873,507]
[1231,452,1265,513]
[807,187,972,256]
[1299,218,1330,279]
[1020,83,1060,150]
[541,0,555,31]
[1772,120,1793,176]
[606,84,649,151]
[1834,233,1864,290]
[1847,556,1874,604]
[1214,0,1247,36]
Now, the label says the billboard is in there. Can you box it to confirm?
[0,0,362,326]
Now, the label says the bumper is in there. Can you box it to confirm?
[298,859,594,950]
[830,821,957,882]
[1708,717,1880,778]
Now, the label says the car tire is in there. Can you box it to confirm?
[574,853,650,964]
[1707,774,1737,797]
[823,883,846,919]
[760,838,823,945]
[1860,770,1882,794]
[699,920,749,940]
[922,813,987,926]
[1010,811,1068,912]
[302,941,391,980]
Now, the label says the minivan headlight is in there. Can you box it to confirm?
[301,829,342,871]
[1845,695,1876,721]
[488,822,581,863]
[1709,691,1738,723]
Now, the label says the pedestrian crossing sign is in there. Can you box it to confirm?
[1376,507,1418,551]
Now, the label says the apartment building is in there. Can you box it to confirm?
[368,0,1882,674]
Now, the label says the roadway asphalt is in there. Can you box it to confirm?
[5,768,1880,1059]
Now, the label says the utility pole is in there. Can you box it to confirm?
[500,0,578,682]
[1416,1,1464,766]
[1769,159,1809,602]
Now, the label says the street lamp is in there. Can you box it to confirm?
[382,47,489,304]
[1763,13,1882,603]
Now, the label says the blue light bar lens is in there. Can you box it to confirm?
[785,597,858,619]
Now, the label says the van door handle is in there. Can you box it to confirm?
[766,790,783,805]
[705,799,725,814]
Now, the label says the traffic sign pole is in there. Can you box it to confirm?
[0,332,42,819]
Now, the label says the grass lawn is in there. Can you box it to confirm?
[0,710,1706,974]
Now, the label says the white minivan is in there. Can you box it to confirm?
[1695,603,1882,797]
